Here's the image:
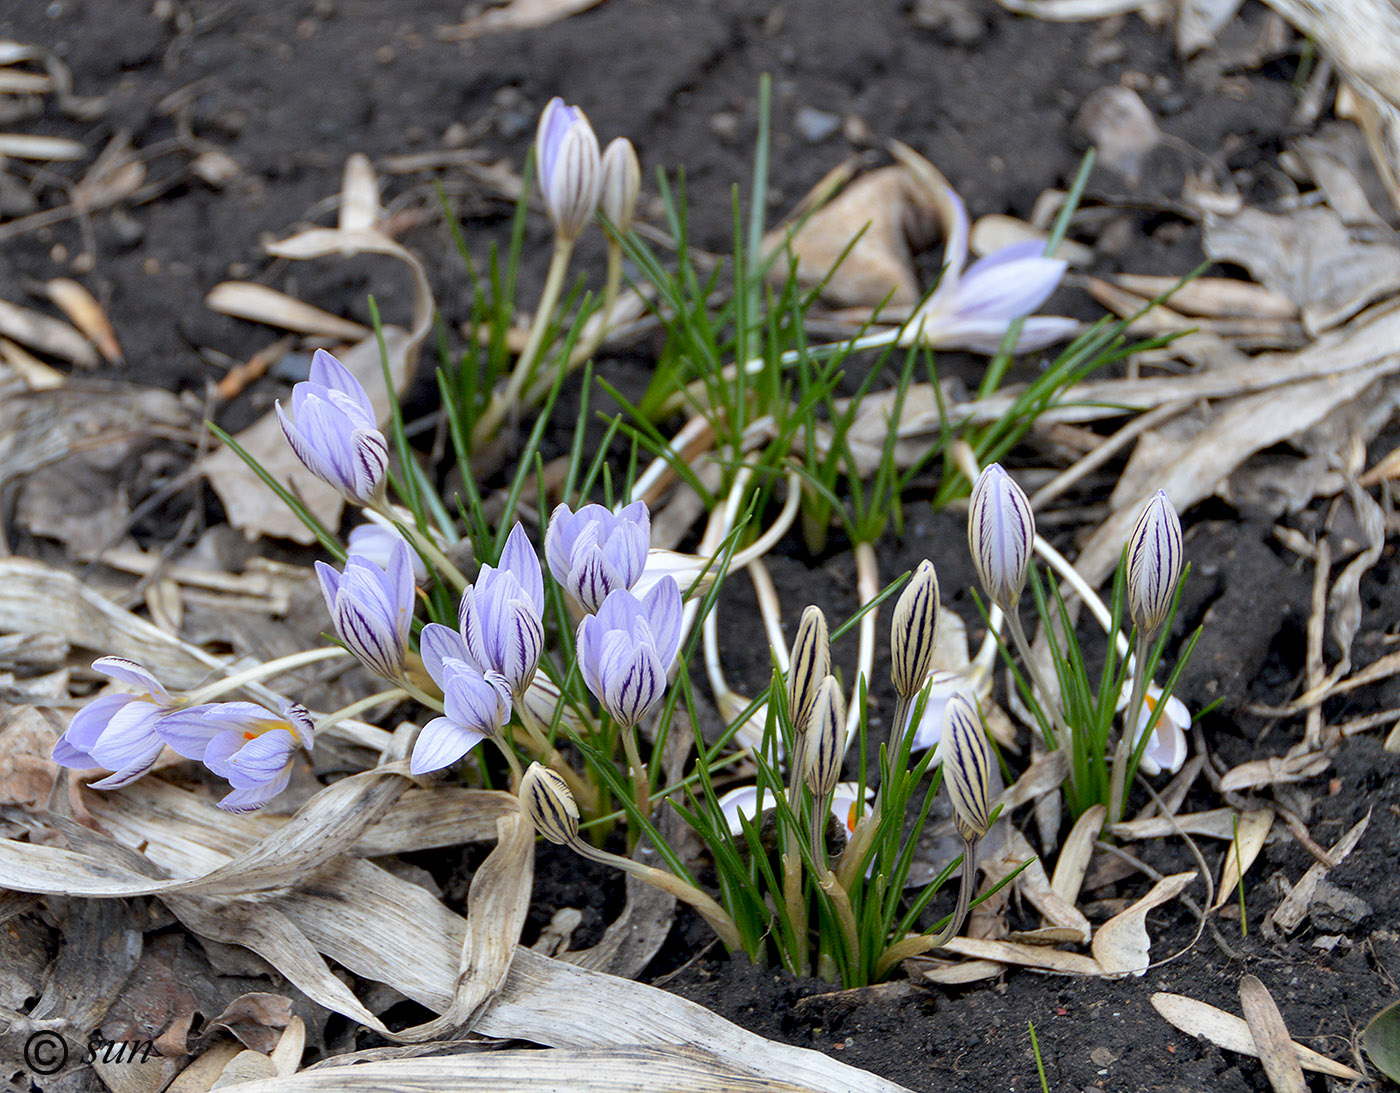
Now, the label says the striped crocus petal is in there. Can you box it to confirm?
[91,657,170,703]
[1126,490,1183,635]
[967,463,1034,611]
[535,98,600,242]
[275,349,387,505]
[410,716,489,776]
[802,676,846,799]
[597,630,665,728]
[890,560,940,700]
[316,545,414,681]
[786,605,830,737]
[942,691,992,842]
[519,762,580,845]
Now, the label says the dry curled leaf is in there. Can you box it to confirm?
[1091,871,1196,976]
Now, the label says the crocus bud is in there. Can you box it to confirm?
[460,524,545,699]
[536,97,600,242]
[890,561,939,700]
[544,500,650,614]
[599,136,641,233]
[520,762,579,845]
[786,605,830,736]
[942,691,992,842]
[275,349,389,505]
[968,464,1035,611]
[1126,490,1183,636]
[315,540,415,682]
[802,676,846,800]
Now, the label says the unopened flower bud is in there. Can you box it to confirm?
[943,691,991,842]
[1127,490,1182,636]
[968,464,1035,611]
[891,560,940,699]
[535,97,600,242]
[600,137,641,233]
[803,676,846,800]
[786,605,830,736]
[519,762,579,845]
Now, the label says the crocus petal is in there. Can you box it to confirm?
[598,631,665,727]
[202,730,243,776]
[348,428,390,504]
[421,622,472,683]
[544,503,581,586]
[639,576,683,665]
[309,349,375,423]
[441,660,511,734]
[52,694,135,767]
[954,254,1067,324]
[567,547,622,614]
[91,657,169,702]
[218,767,293,813]
[87,746,166,789]
[1007,316,1081,352]
[280,700,316,751]
[87,701,165,772]
[499,523,544,615]
[717,784,769,836]
[211,730,297,790]
[410,716,487,775]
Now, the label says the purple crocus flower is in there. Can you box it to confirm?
[276,348,389,505]
[536,97,601,242]
[199,699,316,813]
[347,516,428,582]
[899,187,1078,355]
[412,623,512,774]
[51,657,181,788]
[544,500,650,614]
[576,577,683,728]
[460,524,545,699]
[316,539,416,681]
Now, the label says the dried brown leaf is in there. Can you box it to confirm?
[1091,871,1196,976]
[1239,975,1308,1093]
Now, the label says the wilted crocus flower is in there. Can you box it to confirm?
[1118,681,1189,777]
[413,623,513,774]
[544,500,650,614]
[600,137,641,233]
[943,691,992,842]
[576,577,683,728]
[315,540,415,682]
[1127,490,1183,636]
[717,782,872,840]
[536,97,601,242]
[166,699,314,813]
[276,349,388,506]
[460,524,545,699]
[51,657,185,788]
[347,515,427,582]
[891,561,940,700]
[968,463,1035,612]
[898,184,1077,354]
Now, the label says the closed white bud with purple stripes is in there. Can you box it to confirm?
[544,500,650,614]
[891,560,940,700]
[802,676,846,801]
[536,97,601,242]
[1127,490,1183,636]
[275,349,388,505]
[460,524,545,700]
[943,690,992,842]
[576,576,683,728]
[520,762,580,845]
[315,540,415,681]
[967,463,1035,611]
[600,137,641,233]
[786,605,830,738]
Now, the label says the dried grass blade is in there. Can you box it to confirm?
[0,132,86,160]
[1271,809,1371,933]
[1150,992,1361,1079]
[1239,974,1308,1093]
[938,937,1104,975]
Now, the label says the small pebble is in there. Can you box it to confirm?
[795,106,841,143]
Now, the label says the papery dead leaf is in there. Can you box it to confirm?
[1091,871,1196,976]
[204,282,371,342]
[46,277,121,363]
[939,936,1104,975]
[1239,974,1308,1093]
[1219,753,1329,792]
[1050,804,1105,904]
[0,297,98,365]
[437,0,606,39]
[1213,810,1273,910]
[1271,810,1370,934]
[1150,992,1361,1079]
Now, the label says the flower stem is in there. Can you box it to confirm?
[315,688,405,730]
[620,723,652,819]
[515,702,598,815]
[1108,629,1152,823]
[873,836,979,978]
[472,234,575,447]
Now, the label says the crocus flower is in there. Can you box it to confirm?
[412,623,513,774]
[199,699,315,813]
[786,605,830,737]
[460,524,545,699]
[347,514,428,582]
[600,137,641,233]
[898,181,1077,355]
[1119,681,1189,777]
[544,500,650,614]
[576,577,683,728]
[536,97,601,242]
[276,349,388,505]
[943,691,992,842]
[520,761,581,845]
[717,782,873,840]
[967,463,1035,612]
[51,657,183,788]
[1127,490,1183,636]
[890,560,940,700]
[315,540,416,681]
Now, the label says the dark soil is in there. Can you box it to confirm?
[4,1,1397,1092]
